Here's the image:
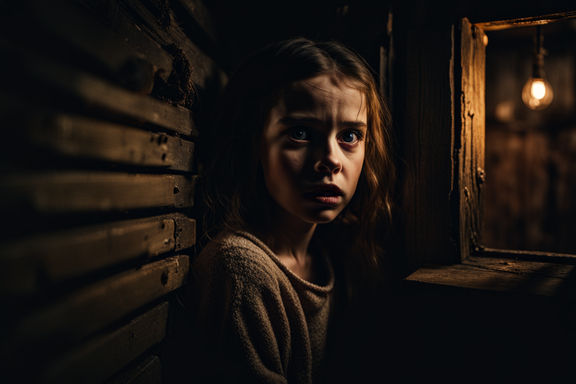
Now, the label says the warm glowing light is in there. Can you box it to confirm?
[522,77,553,110]
[522,27,553,111]
[530,79,546,100]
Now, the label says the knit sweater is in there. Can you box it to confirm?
[187,231,335,383]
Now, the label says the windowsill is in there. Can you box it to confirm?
[404,256,576,297]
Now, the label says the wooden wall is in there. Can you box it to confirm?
[0,0,223,382]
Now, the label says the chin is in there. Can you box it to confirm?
[304,209,341,224]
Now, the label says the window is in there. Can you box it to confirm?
[465,14,576,264]
[403,13,576,294]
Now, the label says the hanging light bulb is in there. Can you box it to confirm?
[522,26,553,110]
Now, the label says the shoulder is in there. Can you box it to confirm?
[194,231,280,286]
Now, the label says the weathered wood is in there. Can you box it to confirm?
[475,11,576,31]
[5,0,173,85]
[379,10,394,103]
[0,172,196,213]
[120,0,222,90]
[456,19,486,260]
[465,255,576,280]
[0,213,196,294]
[107,354,162,384]
[405,263,567,296]
[172,214,197,251]
[400,25,458,265]
[25,113,195,171]
[479,248,576,266]
[3,45,196,136]
[174,0,218,43]
[2,255,188,350]
[42,303,168,384]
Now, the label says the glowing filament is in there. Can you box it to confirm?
[522,77,553,110]
[531,79,546,100]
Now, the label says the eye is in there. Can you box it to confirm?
[288,127,311,142]
[339,129,363,144]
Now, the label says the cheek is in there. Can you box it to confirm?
[264,147,306,190]
[280,150,306,175]
[268,148,306,181]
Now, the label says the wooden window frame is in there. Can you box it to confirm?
[404,12,576,295]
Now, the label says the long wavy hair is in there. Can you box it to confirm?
[201,37,395,287]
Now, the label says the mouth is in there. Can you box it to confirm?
[303,184,344,206]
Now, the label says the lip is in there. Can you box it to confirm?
[303,184,344,206]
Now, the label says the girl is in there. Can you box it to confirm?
[187,37,395,383]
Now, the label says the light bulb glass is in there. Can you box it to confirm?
[530,79,546,100]
[522,77,553,110]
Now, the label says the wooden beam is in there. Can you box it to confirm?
[474,11,576,31]
[7,0,173,84]
[3,44,196,137]
[456,19,486,261]
[174,0,218,43]
[108,354,162,384]
[0,213,196,294]
[42,303,167,383]
[400,24,458,264]
[172,213,197,251]
[405,263,567,296]
[464,255,576,280]
[2,255,188,350]
[0,172,196,213]
[120,0,224,90]
[25,113,195,172]
[479,248,576,265]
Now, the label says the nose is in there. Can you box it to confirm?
[313,138,342,175]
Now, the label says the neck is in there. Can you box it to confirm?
[261,208,317,263]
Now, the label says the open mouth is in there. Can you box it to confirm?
[304,185,344,205]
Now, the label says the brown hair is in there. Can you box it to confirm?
[201,38,395,284]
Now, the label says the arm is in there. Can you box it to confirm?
[188,248,292,383]
[224,277,291,383]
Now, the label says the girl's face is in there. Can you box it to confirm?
[260,74,367,225]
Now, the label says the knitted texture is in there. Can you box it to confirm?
[188,231,335,383]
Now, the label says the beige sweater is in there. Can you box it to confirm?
[188,231,335,383]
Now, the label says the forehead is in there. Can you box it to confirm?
[275,75,366,118]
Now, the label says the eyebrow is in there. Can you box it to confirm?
[278,116,367,129]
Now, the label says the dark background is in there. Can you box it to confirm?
[1,0,575,382]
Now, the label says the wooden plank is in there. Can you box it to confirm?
[25,113,195,171]
[120,0,223,90]
[174,0,218,43]
[400,25,458,265]
[107,355,162,384]
[172,214,197,252]
[4,0,173,86]
[2,44,196,136]
[405,263,566,296]
[475,11,576,31]
[482,248,576,264]
[0,213,196,294]
[2,255,188,350]
[464,255,576,280]
[456,19,486,260]
[0,172,196,213]
[42,303,168,384]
